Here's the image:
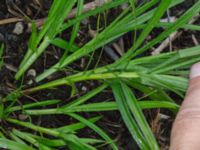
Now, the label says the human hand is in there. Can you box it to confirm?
[170,62,200,150]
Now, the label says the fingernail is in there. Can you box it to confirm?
[190,62,200,79]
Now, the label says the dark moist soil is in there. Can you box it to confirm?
[0,0,200,150]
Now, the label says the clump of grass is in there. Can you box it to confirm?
[15,0,128,80]
[1,0,200,149]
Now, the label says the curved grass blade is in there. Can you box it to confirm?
[50,38,79,52]
[25,71,139,93]
[60,133,96,150]
[0,138,35,150]
[6,99,61,113]
[67,113,118,150]
[56,116,102,133]
[12,129,52,150]
[19,100,179,115]
[111,81,159,149]
[63,84,107,108]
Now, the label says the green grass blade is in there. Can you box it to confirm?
[0,138,35,150]
[6,99,61,113]
[9,132,27,145]
[50,38,79,52]
[141,74,188,97]
[70,0,83,47]
[22,100,179,115]
[26,71,139,93]
[6,118,59,137]
[61,101,179,113]
[62,84,107,108]
[60,134,96,150]
[111,81,159,149]
[67,113,118,150]
[111,81,149,149]
[129,81,174,102]
[12,129,52,150]
[56,116,102,133]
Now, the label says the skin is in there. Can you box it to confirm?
[170,62,200,150]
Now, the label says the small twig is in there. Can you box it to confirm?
[152,15,200,55]
[0,17,23,25]
[89,28,120,60]
[112,42,124,56]
[119,38,125,53]
[152,17,177,55]
[192,34,199,46]
[34,1,112,29]
[4,63,18,73]
[167,10,173,51]
[104,46,119,60]
[152,32,180,55]
[0,1,110,28]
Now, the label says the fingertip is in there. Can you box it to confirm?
[190,62,200,79]
[170,62,200,150]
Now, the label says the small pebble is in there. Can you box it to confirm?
[81,19,89,25]
[81,86,87,92]
[19,114,28,121]
[27,69,37,77]
[13,22,24,35]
